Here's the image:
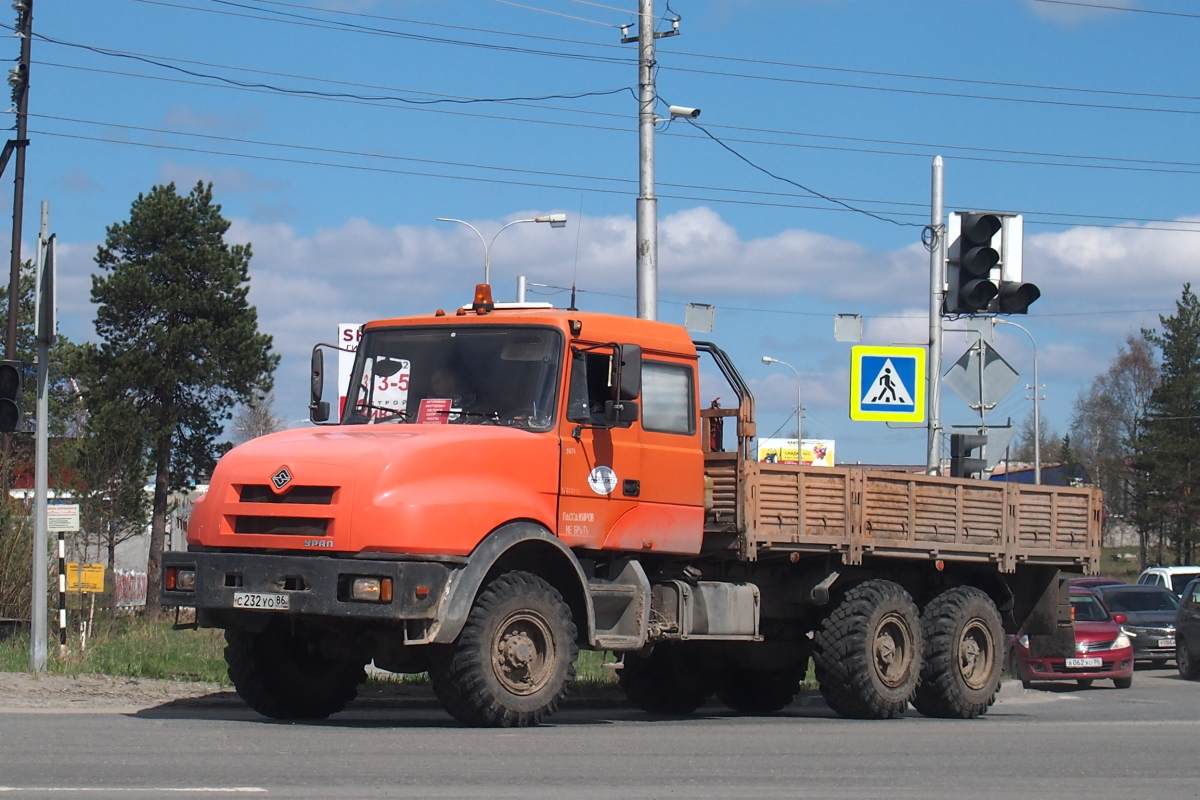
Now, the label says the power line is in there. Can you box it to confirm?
[1031,0,1200,19]
[483,0,616,27]
[29,27,636,107]
[39,55,1200,188]
[129,0,1200,116]
[679,117,923,228]
[30,116,1200,233]
[37,50,1200,179]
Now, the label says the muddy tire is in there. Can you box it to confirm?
[224,620,367,720]
[619,644,713,715]
[813,580,922,719]
[715,666,802,714]
[430,571,577,728]
[1179,642,1200,680]
[911,586,1003,719]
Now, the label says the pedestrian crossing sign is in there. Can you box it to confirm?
[850,346,926,422]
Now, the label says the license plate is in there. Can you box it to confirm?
[232,591,290,611]
[1065,657,1103,669]
[1159,638,1176,649]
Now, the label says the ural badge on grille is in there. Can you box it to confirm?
[271,466,293,492]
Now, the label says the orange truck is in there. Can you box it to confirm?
[162,285,1101,726]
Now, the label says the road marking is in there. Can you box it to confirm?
[0,789,266,794]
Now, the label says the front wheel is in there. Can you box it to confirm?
[430,571,577,728]
[224,619,367,720]
[1178,642,1199,680]
[912,587,1003,719]
[813,580,922,719]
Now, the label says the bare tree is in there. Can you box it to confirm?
[231,393,284,445]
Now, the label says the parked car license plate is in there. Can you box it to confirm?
[1159,637,1176,648]
[232,591,290,611]
[1065,657,1103,669]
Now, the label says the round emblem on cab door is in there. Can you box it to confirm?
[587,465,618,496]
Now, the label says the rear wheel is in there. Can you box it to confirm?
[1076,679,1094,688]
[1150,658,1169,669]
[1113,676,1133,689]
[619,644,713,715]
[715,666,803,714]
[813,580,922,719]
[912,587,1003,719]
[1178,642,1200,680]
[224,619,367,720]
[430,571,577,728]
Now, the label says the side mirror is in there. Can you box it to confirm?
[1112,613,1127,625]
[612,344,641,401]
[310,347,330,423]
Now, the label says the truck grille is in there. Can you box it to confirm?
[233,516,330,536]
[238,485,336,505]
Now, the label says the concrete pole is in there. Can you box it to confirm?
[30,201,47,672]
[635,0,657,321]
[926,157,945,475]
[6,0,32,359]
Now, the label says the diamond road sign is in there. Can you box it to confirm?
[850,346,926,423]
[943,341,1020,410]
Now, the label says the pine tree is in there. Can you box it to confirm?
[82,182,278,612]
[1132,284,1200,566]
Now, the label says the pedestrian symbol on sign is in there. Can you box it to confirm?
[850,346,926,423]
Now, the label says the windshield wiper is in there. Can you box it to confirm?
[358,403,410,423]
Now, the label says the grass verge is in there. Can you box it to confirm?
[0,613,229,683]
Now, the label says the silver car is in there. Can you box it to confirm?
[1094,585,1180,667]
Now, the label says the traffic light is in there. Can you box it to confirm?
[950,433,988,479]
[945,212,1000,314]
[944,212,1039,315]
[994,215,1040,314]
[0,360,23,433]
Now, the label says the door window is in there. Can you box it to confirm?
[642,361,694,435]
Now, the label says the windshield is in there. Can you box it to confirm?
[342,325,563,431]
[1172,573,1200,594]
[1070,594,1109,622]
[1103,588,1180,613]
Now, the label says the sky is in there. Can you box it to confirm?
[15,0,1200,465]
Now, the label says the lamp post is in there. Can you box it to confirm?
[436,214,566,286]
[993,318,1041,485]
[762,356,802,443]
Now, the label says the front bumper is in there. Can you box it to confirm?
[161,550,456,621]
[1018,651,1134,683]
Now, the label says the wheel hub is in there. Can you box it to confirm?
[958,619,995,691]
[491,611,555,696]
[873,612,914,689]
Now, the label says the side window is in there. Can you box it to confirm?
[567,351,614,424]
[641,361,694,435]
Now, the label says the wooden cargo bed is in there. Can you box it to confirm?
[703,459,1101,574]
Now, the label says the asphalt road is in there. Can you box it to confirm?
[1,667,1197,800]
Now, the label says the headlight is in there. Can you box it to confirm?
[1018,635,1029,649]
[1120,626,1138,638]
[1113,634,1132,649]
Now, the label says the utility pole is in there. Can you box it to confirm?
[926,156,945,474]
[6,0,32,359]
[30,200,48,672]
[634,0,657,321]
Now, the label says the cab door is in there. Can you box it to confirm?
[557,346,641,550]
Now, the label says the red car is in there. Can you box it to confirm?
[1012,591,1134,689]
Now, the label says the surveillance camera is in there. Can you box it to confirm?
[668,106,700,119]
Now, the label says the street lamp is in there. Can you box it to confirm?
[762,356,802,442]
[436,214,567,286]
[993,318,1042,485]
